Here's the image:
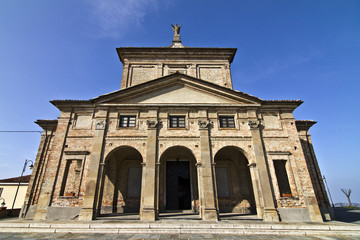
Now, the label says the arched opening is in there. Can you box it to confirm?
[99,146,143,216]
[159,146,199,216]
[214,146,256,217]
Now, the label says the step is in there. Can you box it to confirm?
[0,221,359,236]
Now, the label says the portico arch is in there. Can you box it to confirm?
[158,146,199,213]
[214,146,256,215]
[99,146,143,215]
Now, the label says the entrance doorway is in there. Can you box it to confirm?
[166,161,191,210]
[158,146,199,215]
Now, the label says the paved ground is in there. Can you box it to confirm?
[333,208,360,225]
[1,208,359,239]
[0,232,359,240]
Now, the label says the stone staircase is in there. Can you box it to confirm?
[0,220,359,236]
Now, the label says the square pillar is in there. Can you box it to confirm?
[248,120,279,222]
[79,114,108,221]
[198,119,218,221]
[140,119,158,221]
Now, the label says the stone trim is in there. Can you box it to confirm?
[268,151,292,156]
[64,151,90,155]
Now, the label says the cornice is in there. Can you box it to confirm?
[116,47,237,63]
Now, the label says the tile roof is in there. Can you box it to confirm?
[0,175,31,183]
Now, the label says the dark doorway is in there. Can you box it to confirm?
[166,161,191,210]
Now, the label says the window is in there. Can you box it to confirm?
[0,188,3,197]
[219,116,235,128]
[169,116,185,128]
[120,116,136,127]
[273,160,292,197]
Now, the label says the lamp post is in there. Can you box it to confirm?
[11,159,33,211]
[323,175,335,208]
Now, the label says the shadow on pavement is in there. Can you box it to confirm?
[333,207,360,224]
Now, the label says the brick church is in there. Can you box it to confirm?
[21,25,333,222]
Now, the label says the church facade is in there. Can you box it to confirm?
[21,27,333,222]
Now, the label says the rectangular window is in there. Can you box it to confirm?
[169,116,186,128]
[273,160,292,197]
[120,116,136,127]
[0,187,3,197]
[219,116,235,128]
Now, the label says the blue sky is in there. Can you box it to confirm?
[0,0,359,204]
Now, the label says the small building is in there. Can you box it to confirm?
[22,26,333,222]
[0,175,30,209]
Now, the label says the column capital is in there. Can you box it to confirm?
[248,120,260,130]
[95,120,107,130]
[198,119,210,129]
[247,162,257,168]
[146,120,159,129]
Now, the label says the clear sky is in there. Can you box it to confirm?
[0,0,359,204]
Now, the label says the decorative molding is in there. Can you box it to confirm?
[146,120,158,129]
[247,163,257,168]
[248,120,260,129]
[268,151,292,156]
[64,151,90,155]
[95,120,106,130]
[198,119,210,129]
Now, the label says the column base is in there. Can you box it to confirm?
[263,208,279,222]
[140,207,157,221]
[202,208,218,221]
[33,209,48,220]
[78,208,94,221]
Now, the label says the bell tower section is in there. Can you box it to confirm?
[116,25,237,89]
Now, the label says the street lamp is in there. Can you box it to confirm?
[11,159,33,211]
[323,175,335,208]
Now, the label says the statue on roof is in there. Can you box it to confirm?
[171,24,182,36]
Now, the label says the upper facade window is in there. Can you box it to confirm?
[120,116,136,127]
[219,116,235,128]
[169,116,185,128]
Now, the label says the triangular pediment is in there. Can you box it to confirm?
[93,73,261,105]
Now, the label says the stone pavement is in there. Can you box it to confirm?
[1,217,360,239]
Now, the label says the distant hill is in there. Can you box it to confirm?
[334,203,360,208]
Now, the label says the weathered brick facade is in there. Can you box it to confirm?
[21,29,333,222]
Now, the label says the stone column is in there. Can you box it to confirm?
[79,111,108,221]
[248,120,279,222]
[198,119,218,221]
[140,119,158,221]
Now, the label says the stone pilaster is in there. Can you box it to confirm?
[120,62,130,89]
[79,111,108,221]
[248,163,264,219]
[198,118,218,221]
[33,114,72,220]
[140,119,158,221]
[248,120,279,222]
